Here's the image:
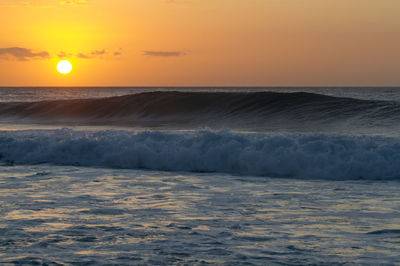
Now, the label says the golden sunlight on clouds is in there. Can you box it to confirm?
[0,0,400,86]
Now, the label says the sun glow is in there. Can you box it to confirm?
[57,60,72,75]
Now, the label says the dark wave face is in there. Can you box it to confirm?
[1,91,400,134]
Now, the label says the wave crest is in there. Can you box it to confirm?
[1,92,400,133]
[1,129,400,180]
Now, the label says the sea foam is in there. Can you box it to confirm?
[1,129,399,180]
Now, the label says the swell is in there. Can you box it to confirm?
[1,129,400,180]
[0,91,400,131]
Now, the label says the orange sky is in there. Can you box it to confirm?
[0,0,399,86]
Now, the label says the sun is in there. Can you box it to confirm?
[57,60,72,74]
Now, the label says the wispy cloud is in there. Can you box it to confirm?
[0,47,50,61]
[59,0,87,5]
[76,53,91,59]
[77,49,106,59]
[59,49,121,59]
[143,51,185,57]
[164,0,190,4]
[113,48,123,56]
[3,0,53,8]
[57,51,73,58]
[0,47,120,61]
[91,49,105,56]
[0,0,88,7]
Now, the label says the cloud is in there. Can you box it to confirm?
[113,48,123,56]
[77,49,106,59]
[143,51,185,57]
[0,0,50,7]
[0,47,50,61]
[57,51,73,58]
[1,0,88,7]
[59,0,88,6]
[91,49,105,56]
[164,0,190,3]
[58,49,120,59]
[77,53,91,59]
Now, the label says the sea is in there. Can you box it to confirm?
[0,87,399,265]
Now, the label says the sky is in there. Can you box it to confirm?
[0,0,399,86]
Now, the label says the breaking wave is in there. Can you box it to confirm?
[1,91,400,133]
[1,129,400,180]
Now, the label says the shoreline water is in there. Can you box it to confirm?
[1,164,400,265]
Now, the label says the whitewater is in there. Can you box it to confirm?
[1,129,400,180]
[1,87,400,265]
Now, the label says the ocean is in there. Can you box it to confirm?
[0,87,400,265]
